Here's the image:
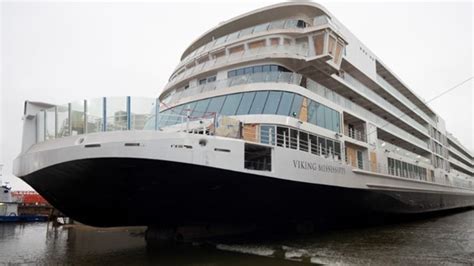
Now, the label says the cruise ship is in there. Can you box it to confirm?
[14,2,474,227]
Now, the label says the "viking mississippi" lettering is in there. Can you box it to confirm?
[292,160,346,174]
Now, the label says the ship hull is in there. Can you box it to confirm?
[21,157,474,227]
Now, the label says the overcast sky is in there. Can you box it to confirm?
[1,1,473,190]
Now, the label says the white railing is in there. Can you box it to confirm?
[376,74,435,124]
[167,44,308,89]
[307,79,430,150]
[345,128,366,142]
[164,71,302,106]
[342,73,429,135]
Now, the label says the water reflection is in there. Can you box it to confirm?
[0,209,473,265]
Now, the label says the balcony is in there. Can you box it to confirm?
[34,97,158,143]
[306,79,431,152]
[163,72,302,106]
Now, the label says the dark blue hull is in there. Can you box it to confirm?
[21,158,474,227]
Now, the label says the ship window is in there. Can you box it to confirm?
[226,31,240,43]
[284,19,298,29]
[244,143,271,171]
[290,129,298,150]
[239,27,254,38]
[316,102,325,127]
[236,92,256,115]
[206,96,225,115]
[253,22,269,34]
[324,106,333,131]
[221,93,243,116]
[214,35,227,46]
[207,76,216,83]
[307,100,317,125]
[253,65,263,73]
[297,20,307,28]
[309,135,318,155]
[333,110,340,133]
[283,38,292,46]
[244,67,253,74]
[277,92,294,116]
[299,131,308,152]
[260,125,276,145]
[262,91,282,114]
[199,78,207,85]
[191,99,210,117]
[268,19,285,30]
[236,68,245,76]
[277,127,289,148]
[262,65,271,72]
[249,91,269,114]
[289,94,303,118]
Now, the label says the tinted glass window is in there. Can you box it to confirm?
[221,93,242,115]
[277,92,294,116]
[333,110,340,132]
[316,102,325,127]
[236,69,245,76]
[206,96,226,114]
[268,19,286,30]
[289,94,303,118]
[236,92,256,115]
[226,31,240,42]
[192,99,210,117]
[214,35,227,46]
[262,65,270,72]
[307,100,317,125]
[244,67,253,74]
[262,91,282,114]
[253,23,269,33]
[182,102,197,115]
[253,65,263,73]
[270,65,278,72]
[249,91,269,114]
[325,106,333,131]
[228,70,236,78]
[239,27,254,37]
[260,125,276,145]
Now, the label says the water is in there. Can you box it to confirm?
[1,209,473,265]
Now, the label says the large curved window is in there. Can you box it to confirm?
[161,90,341,133]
